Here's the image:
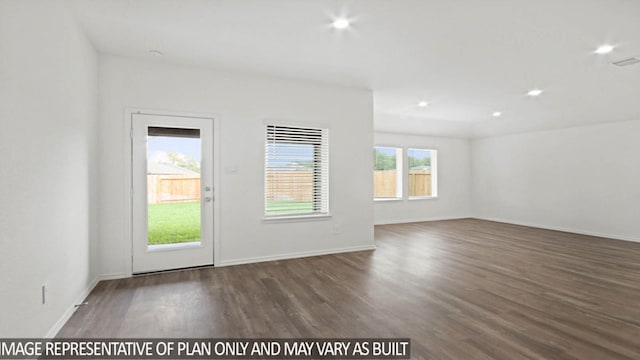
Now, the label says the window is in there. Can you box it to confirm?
[265,124,329,217]
[373,146,402,199]
[408,148,437,198]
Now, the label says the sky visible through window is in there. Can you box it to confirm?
[375,147,431,160]
[376,147,396,157]
[408,149,431,161]
[267,143,314,169]
[148,136,201,163]
[146,137,315,168]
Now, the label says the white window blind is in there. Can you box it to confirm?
[265,124,329,217]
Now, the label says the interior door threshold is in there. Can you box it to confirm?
[133,264,215,277]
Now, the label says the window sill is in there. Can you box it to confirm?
[263,213,332,223]
[408,196,438,201]
[374,198,403,202]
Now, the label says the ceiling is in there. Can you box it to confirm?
[71,0,640,138]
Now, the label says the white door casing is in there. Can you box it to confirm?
[131,113,214,273]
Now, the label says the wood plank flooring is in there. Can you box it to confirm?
[58,219,640,359]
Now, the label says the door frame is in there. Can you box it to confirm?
[123,108,221,276]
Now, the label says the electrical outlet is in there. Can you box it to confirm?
[42,284,48,304]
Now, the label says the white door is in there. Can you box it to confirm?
[132,113,214,273]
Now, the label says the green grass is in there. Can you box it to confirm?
[266,201,313,215]
[147,201,314,245]
[148,202,201,245]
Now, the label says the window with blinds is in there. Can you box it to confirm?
[265,124,329,217]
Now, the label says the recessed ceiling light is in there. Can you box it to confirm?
[417,101,429,108]
[149,50,163,57]
[595,44,615,54]
[527,89,543,97]
[332,18,350,30]
[492,111,502,117]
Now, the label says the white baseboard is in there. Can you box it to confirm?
[218,244,377,267]
[374,215,472,226]
[98,273,131,281]
[44,276,100,338]
[474,216,639,243]
[44,272,134,338]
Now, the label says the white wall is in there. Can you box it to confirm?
[0,1,99,336]
[374,132,472,224]
[472,120,640,241]
[98,56,374,276]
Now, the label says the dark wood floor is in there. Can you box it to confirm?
[58,219,640,359]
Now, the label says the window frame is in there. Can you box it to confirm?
[407,147,438,200]
[372,145,438,201]
[264,124,330,220]
[373,146,403,201]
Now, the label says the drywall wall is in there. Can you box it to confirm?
[374,132,472,224]
[0,1,98,336]
[472,120,640,241]
[98,55,374,276]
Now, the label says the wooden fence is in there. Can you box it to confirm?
[147,175,201,204]
[148,171,315,204]
[146,169,431,204]
[408,169,432,197]
[373,170,398,198]
[373,169,431,198]
[266,171,314,201]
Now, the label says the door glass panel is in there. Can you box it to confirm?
[146,127,201,247]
